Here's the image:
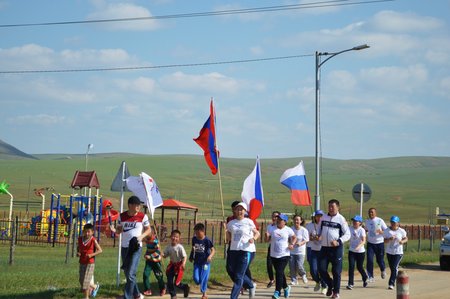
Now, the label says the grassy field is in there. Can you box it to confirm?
[0,239,441,299]
[1,155,450,223]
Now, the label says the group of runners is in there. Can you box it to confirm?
[226,199,408,299]
[77,196,407,299]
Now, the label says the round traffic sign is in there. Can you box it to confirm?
[352,183,372,203]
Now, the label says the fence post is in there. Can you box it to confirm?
[260,222,265,243]
[211,225,215,244]
[430,226,434,251]
[417,225,421,252]
[9,218,16,265]
[188,220,191,243]
[14,216,19,245]
[219,221,223,246]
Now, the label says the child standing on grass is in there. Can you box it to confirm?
[142,228,166,296]
[189,223,215,299]
[77,223,102,299]
[163,229,190,299]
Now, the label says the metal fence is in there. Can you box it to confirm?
[1,214,447,248]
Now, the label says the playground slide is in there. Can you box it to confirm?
[100,199,119,237]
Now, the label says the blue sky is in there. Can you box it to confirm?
[1,0,449,159]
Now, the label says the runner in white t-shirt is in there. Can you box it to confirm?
[289,215,309,286]
[306,210,327,294]
[365,207,388,282]
[383,216,408,290]
[226,202,260,299]
[266,214,296,299]
[346,215,368,290]
[265,211,280,288]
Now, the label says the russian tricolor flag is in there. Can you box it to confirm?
[193,99,219,175]
[280,161,311,206]
[241,157,264,220]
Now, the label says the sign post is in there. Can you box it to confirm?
[352,183,372,216]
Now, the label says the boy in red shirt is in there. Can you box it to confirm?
[77,223,103,299]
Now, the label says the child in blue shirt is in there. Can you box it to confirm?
[189,223,215,299]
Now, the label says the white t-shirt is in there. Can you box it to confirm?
[227,218,256,252]
[290,225,309,255]
[365,217,388,244]
[118,211,150,248]
[349,226,366,253]
[267,223,277,235]
[384,227,407,255]
[269,226,295,258]
[305,221,321,251]
[163,243,187,263]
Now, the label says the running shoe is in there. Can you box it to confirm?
[283,286,291,298]
[272,290,280,299]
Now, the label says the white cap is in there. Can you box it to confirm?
[234,202,248,211]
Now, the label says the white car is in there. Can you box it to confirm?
[440,227,450,271]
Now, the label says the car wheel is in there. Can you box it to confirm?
[440,256,450,271]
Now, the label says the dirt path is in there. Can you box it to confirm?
[102,263,449,299]
[192,263,450,299]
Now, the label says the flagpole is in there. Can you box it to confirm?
[116,161,126,288]
[211,98,227,260]
[210,98,225,222]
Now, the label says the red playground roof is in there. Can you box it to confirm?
[71,171,100,189]
[160,199,198,211]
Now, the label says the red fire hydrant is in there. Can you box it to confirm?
[397,270,409,299]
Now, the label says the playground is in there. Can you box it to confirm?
[0,170,123,249]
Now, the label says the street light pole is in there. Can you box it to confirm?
[85,143,94,171]
[314,44,369,212]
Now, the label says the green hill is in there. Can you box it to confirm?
[0,139,37,160]
[1,154,449,224]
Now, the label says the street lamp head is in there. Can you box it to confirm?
[352,44,370,51]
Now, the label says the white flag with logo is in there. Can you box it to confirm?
[126,172,163,219]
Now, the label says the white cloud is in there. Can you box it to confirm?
[250,46,264,56]
[439,77,450,98]
[159,71,242,93]
[0,44,139,71]
[360,64,428,93]
[0,44,55,69]
[7,114,68,126]
[115,76,157,94]
[123,103,140,115]
[30,79,97,103]
[370,10,443,33]
[60,48,137,66]
[327,70,356,91]
[87,2,161,31]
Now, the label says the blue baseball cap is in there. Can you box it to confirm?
[351,215,363,222]
[390,215,400,223]
[277,214,289,222]
[313,210,324,216]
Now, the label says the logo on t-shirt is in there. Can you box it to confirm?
[123,222,138,232]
